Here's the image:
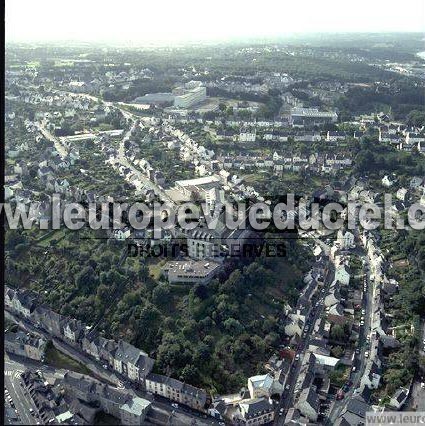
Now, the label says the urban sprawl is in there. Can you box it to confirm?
[4,34,425,426]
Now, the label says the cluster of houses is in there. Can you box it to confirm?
[378,125,425,153]
[6,64,153,100]
[266,213,409,424]
[215,127,362,144]
[281,264,351,423]
[65,68,154,94]
[100,133,165,194]
[5,135,114,226]
[332,229,410,424]
[20,369,151,425]
[163,111,425,157]
[208,372,284,424]
[205,80,272,97]
[215,151,352,175]
[380,174,425,212]
[5,330,47,361]
[36,142,79,178]
[203,71,295,98]
[163,121,262,202]
[6,89,92,113]
[4,286,210,413]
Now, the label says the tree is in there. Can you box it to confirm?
[223,318,244,335]
[152,284,171,306]
[179,365,200,384]
[75,266,98,295]
[332,345,344,358]
[330,324,346,341]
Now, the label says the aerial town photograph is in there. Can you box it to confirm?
[3,0,425,425]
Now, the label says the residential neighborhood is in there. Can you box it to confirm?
[4,4,425,426]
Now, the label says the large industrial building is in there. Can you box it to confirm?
[133,92,175,105]
[133,81,207,108]
[290,107,338,126]
[173,81,207,108]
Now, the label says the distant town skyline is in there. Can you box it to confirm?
[6,0,425,44]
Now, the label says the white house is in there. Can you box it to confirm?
[285,318,304,337]
[382,175,396,187]
[247,374,283,399]
[337,230,355,250]
[239,130,256,142]
[396,187,408,202]
[113,227,131,240]
[409,176,423,189]
[334,265,350,286]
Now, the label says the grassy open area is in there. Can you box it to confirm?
[44,343,91,375]
[329,365,350,388]
[37,229,67,247]
[147,258,166,280]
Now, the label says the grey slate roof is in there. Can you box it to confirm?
[298,387,320,413]
[147,373,207,405]
[240,397,273,419]
[345,397,370,418]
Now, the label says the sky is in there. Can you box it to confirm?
[6,0,425,44]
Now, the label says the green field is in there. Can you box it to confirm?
[44,343,91,375]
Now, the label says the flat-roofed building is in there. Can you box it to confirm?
[175,175,221,198]
[163,260,222,284]
[290,107,337,126]
[133,93,175,105]
[173,81,207,108]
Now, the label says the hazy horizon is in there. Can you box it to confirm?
[6,0,425,44]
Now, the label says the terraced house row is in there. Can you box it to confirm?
[4,286,210,412]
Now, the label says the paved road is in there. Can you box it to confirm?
[5,311,222,425]
[147,395,220,426]
[76,91,177,206]
[420,320,425,356]
[116,118,176,205]
[275,262,334,424]
[407,381,425,411]
[36,121,68,159]
[4,354,40,425]
[327,253,373,424]
[5,309,123,387]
